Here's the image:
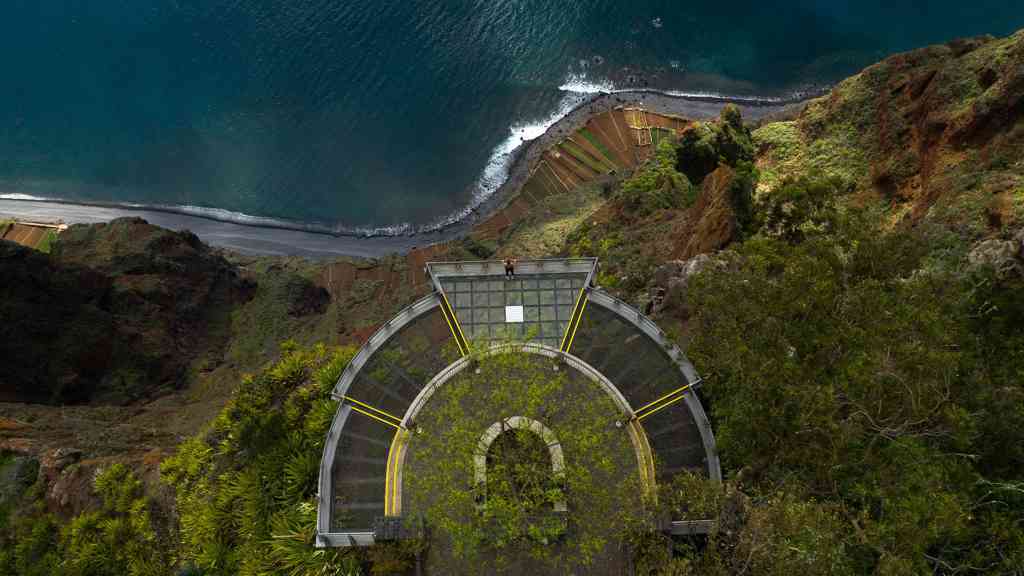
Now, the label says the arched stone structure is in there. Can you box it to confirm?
[474,416,567,513]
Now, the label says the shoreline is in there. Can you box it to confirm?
[0,89,812,259]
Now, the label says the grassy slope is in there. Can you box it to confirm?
[493,183,606,259]
[754,30,1024,239]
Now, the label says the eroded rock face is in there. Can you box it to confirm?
[41,454,96,515]
[649,253,717,316]
[0,218,255,404]
[788,30,1024,231]
[673,165,738,260]
[0,240,115,403]
[43,448,83,472]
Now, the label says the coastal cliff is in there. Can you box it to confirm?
[2,29,1024,575]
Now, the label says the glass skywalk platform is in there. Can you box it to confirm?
[316,258,720,547]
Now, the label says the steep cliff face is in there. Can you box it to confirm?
[0,218,254,404]
[755,30,1024,239]
[671,165,737,260]
[0,241,114,403]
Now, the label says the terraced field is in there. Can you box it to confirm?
[471,107,692,242]
[1,222,63,252]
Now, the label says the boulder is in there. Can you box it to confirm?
[968,239,1022,276]
[652,260,689,288]
[650,254,715,316]
[45,447,83,472]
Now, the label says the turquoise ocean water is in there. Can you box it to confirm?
[0,1,1021,233]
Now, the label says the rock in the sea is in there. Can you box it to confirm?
[968,238,1022,276]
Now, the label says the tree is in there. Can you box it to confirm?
[675,106,755,186]
[682,209,1024,572]
[62,464,167,576]
[160,343,367,576]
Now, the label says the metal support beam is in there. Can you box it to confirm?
[587,289,722,483]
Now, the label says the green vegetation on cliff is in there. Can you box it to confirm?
[1,218,253,404]
[754,30,1024,241]
[2,28,1024,576]
[160,343,363,575]
[615,141,696,216]
[670,202,1024,574]
[0,344,423,576]
[1,462,170,576]
[562,105,760,299]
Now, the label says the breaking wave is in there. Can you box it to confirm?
[0,75,814,240]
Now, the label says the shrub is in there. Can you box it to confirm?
[161,344,361,576]
[676,126,720,185]
[63,463,168,576]
[684,209,1024,571]
[676,106,755,186]
[460,236,495,259]
[726,161,758,237]
[616,141,695,216]
[755,174,846,243]
[1,511,61,576]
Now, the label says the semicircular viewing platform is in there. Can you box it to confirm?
[316,258,720,547]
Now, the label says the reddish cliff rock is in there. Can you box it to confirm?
[672,165,738,260]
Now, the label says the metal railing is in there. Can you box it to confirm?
[426,258,598,294]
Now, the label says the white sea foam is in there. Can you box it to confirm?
[429,73,812,236]
[557,73,792,103]
[558,74,617,94]
[163,204,303,228]
[0,188,424,237]
[2,76,808,240]
[421,84,597,232]
[0,193,48,201]
[157,203,415,237]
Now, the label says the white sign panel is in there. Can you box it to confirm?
[505,305,524,323]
